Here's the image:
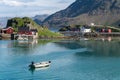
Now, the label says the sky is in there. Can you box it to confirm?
[0,0,75,17]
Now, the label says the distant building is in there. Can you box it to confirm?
[80,26,91,33]
[95,28,112,33]
[90,23,95,26]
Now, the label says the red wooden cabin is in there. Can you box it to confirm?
[2,27,14,34]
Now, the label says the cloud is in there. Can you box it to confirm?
[0,0,75,17]
[0,0,44,7]
[0,0,70,7]
[0,0,23,6]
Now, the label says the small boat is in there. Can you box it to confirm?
[29,61,51,69]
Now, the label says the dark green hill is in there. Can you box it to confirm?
[6,17,62,37]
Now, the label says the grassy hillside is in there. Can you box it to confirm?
[6,17,62,37]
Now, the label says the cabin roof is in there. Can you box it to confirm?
[18,26,29,31]
[2,27,14,30]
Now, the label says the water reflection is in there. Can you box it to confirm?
[101,37,112,42]
[76,40,120,57]
[8,40,61,55]
[54,41,84,49]
[51,40,120,57]
[15,39,38,47]
[9,40,39,54]
[29,66,50,75]
[75,51,93,57]
[19,39,38,44]
[0,39,120,80]
[2,39,120,57]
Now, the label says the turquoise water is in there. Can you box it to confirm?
[0,39,120,80]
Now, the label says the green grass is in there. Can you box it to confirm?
[6,17,62,37]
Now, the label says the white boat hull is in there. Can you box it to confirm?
[29,61,51,68]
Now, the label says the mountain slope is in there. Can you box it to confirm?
[0,17,11,28]
[43,0,120,29]
[33,14,49,21]
[33,14,49,25]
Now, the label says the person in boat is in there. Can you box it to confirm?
[29,61,35,68]
[31,61,34,65]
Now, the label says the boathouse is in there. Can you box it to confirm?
[17,26,38,40]
[18,26,38,35]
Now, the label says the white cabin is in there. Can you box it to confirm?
[80,26,91,33]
